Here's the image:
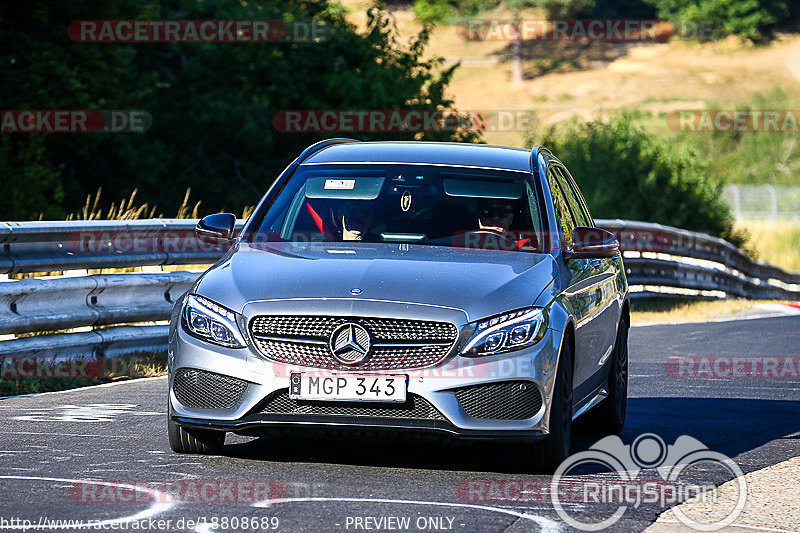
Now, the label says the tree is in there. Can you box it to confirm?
[505,0,596,85]
[0,0,481,219]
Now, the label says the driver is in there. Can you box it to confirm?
[477,199,515,234]
[339,203,377,242]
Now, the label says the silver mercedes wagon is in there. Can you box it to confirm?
[167,140,629,471]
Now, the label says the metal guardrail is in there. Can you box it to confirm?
[1,325,169,360]
[0,272,196,335]
[0,219,245,274]
[0,218,797,362]
[599,219,800,301]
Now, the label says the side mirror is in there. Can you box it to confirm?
[564,226,619,259]
[195,213,237,245]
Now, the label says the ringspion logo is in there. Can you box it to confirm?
[551,434,746,531]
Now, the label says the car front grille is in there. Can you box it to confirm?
[249,316,458,370]
[173,368,249,410]
[450,381,542,420]
[258,389,445,420]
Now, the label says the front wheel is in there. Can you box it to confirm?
[168,404,225,455]
[521,335,574,473]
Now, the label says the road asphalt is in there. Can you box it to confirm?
[0,315,798,532]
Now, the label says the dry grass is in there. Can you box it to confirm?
[64,187,254,221]
[67,187,202,221]
[737,219,800,272]
[340,1,800,147]
[630,298,794,325]
[12,188,239,279]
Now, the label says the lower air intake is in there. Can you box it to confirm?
[173,368,248,410]
[450,381,542,420]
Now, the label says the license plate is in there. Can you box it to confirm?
[289,373,407,403]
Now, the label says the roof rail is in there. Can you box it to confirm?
[295,138,360,165]
[529,145,552,175]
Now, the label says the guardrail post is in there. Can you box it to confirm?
[765,184,778,220]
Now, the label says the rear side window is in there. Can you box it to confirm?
[558,167,594,226]
[553,166,591,228]
[547,167,575,248]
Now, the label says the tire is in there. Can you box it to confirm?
[168,404,225,455]
[581,315,629,435]
[522,334,574,473]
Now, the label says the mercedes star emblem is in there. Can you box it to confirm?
[329,323,371,365]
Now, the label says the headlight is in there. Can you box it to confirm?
[461,307,548,356]
[182,294,246,348]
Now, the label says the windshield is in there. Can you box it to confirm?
[250,164,544,252]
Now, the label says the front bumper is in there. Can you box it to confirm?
[171,413,546,443]
[168,301,563,442]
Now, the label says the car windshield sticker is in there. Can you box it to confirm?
[324,179,356,190]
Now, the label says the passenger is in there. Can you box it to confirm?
[477,199,515,234]
[339,203,378,241]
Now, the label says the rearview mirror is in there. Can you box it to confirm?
[564,226,619,259]
[195,213,237,244]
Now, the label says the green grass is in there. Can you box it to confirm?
[653,87,800,187]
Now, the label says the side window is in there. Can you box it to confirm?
[547,167,575,248]
[559,167,594,226]
[554,167,591,227]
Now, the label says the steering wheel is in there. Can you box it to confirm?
[463,229,520,249]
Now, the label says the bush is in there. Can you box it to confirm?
[644,0,795,40]
[528,113,747,247]
[0,137,64,220]
[412,0,497,24]
[413,0,456,24]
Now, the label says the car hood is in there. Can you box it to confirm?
[195,241,558,323]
